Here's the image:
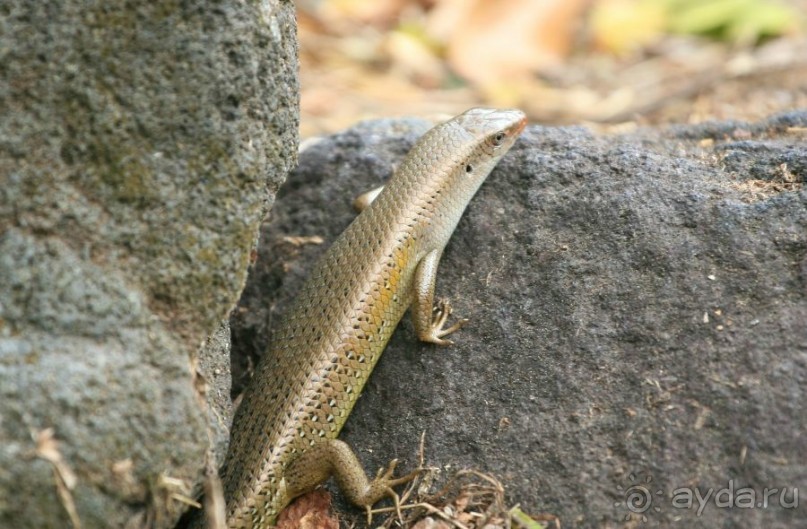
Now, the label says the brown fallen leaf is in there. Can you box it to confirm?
[428,0,588,85]
[276,489,339,529]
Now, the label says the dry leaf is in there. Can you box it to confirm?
[428,0,588,84]
[34,428,82,529]
[276,489,338,529]
[35,428,77,489]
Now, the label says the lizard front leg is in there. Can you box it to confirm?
[412,249,469,345]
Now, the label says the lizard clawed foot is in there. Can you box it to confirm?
[428,299,469,345]
[365,459,421,525]
[375,458,421,487]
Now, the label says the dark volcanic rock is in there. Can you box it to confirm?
[0,1,297,528]
[232,111,806,528]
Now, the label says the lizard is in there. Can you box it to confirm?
[204,108,526,528]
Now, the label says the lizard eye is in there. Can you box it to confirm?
[491,132,506,146]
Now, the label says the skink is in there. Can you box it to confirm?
[210,108,526,528]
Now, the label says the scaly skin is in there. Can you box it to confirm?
[212,108,526,528]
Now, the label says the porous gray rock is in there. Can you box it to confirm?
[0,1,297,528]
[232,111,806,528]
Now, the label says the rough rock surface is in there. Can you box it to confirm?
[0,1,297,528]
[232,111,806,528]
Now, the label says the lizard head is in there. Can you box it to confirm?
[398,107,527,247]
[446,108,526,193]
[365,107,527,248]
[454,107,527,158]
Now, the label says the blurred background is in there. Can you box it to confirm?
[298,0,807,137]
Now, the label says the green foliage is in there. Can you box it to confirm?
[661,0,802,42]
[510,506,547,529]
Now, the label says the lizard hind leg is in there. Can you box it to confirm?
[283,439,418,521]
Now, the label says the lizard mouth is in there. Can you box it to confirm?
[513,114,527,135]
